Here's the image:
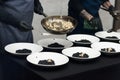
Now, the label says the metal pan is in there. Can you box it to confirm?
[41,13,78,34]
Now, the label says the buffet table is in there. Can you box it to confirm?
[2,53,120,80]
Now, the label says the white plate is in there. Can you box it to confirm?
[5,43,43,55]
[26,52,69,67]
[95,31,120,41]
[91,42,120,55]
[67,34,100,44]
[37,38,73,49]
[62,47,101,60]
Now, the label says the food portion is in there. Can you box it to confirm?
[105,36,118,40]
[72,52,89,58]
[38,59,55,65]
[101,48,116,53]
[75,39,91,44]
[16,49,32,53]
[48,42,64,48]
[45,19,74,31]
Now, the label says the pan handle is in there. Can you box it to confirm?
[41,12,48,17]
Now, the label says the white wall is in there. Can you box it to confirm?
[32,0,115,43]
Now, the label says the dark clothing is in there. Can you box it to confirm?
[0,0,43,53]
[0,1,43,80]
[68,0,109,35]
[68,0,109,13]
[0,0,34,53]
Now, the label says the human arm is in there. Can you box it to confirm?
[102,0,120,20]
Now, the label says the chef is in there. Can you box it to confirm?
[0,0,43,53]
[68,0,118,35]
[0,0,44,80]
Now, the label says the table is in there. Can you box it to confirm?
[2,53,120,80]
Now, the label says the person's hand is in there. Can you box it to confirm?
[17,21,33,32]
[108,6,120,20]
[88,17,102,29]
[34,0,44,15]
[80,10,102,29]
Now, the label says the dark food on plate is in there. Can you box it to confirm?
[105,36,118,39]
[72,52,89,58]
[48,42,64,47]
[101,48,116,53]
[16,49,32,53]
[38,59,55,65]
[75,39,91,44]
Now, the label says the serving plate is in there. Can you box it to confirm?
[67,34,100,46]
[26,52,69,67]
[91,42,120,56]
[62,47,101,61]
[5,43,43,55]
[37,38,73,50]
[95,31,120,42]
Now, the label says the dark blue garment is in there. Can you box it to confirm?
[68,0,104,35]
[0,1,34,80]
[0,0,34,53]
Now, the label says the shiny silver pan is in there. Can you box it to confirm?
[41,13,77,34]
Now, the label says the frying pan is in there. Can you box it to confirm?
[41,13,78,34]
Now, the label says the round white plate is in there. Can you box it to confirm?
[5,43,43,55]
[95,31,120,40]
[62,47,101,60]
[26,52,69,67]
[67,34,100,44]
[37,38,73,49]
[91,42,120,55]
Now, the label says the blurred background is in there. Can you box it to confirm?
[32,0,115,43]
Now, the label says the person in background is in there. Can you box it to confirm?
[68,0,118,35]
[0,0,44,53]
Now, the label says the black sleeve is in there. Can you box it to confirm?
[69,0,84,13]
[34,0,41,7]
[34,0,43,14]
